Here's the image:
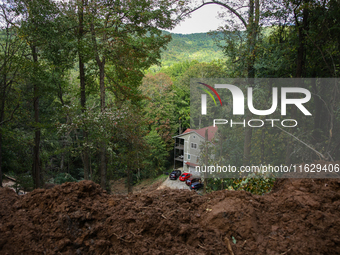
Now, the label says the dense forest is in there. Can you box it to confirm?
[0,0,339,194]
[157,32,224,67]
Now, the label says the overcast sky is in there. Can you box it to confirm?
[166,4,226,34]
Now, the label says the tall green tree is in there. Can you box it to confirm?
[83,0,180,189]
[0,4,26,187]
[10,0,62,188]
[140,72,176,152]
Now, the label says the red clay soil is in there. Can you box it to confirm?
[1,177,340,254]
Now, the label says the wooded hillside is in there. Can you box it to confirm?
[0,0,339,194]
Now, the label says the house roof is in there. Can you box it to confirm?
[174,126,218,142]
[185,162,199,167]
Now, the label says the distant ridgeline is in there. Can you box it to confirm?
[156,31,224,69]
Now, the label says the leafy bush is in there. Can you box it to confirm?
[142,130,168,177]
[228,173,275,195]
[16,174,34,192]
[207,174,275,195]
[54,173,78,184]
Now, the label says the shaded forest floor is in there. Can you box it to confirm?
[1,165,340,254]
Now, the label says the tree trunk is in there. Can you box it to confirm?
[82,132,90,180]
[284,139,292,165]
[295,2,309,79]
[243,114,253,166]
[60,151,64,171]
[32,89,41,189]
[0,81,5,188]
[31,45,42,189]
[99,61,106,189]
[127,160,132,194]
[261,127,265,164]
[242,0,259,166]
[0,127,2,187]
[203,128,208,194]
[78,0,90,180]
[285,2,309,165]
[311,79,322,144]
[79,57,90,180]
[99,61,106,111]
[90,17,107,189]
[179,119,182,134]
[219,133,224,190]
[100,142,106,189]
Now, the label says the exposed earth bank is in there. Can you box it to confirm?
[1,176,340,254]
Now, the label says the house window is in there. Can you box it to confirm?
[193,135,196,139]
[191,143,197,149]
[187,154,191,160]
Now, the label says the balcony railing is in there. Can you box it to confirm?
[175,144,184,150]
[174,155,184,162]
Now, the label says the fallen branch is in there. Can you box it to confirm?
[240,240,247,247]
[198,244,207,250]
[281,248,292,255]
[112,233,134,243]
[224,237,235,255]
[275,125,326,160]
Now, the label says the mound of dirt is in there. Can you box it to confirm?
[201,178,340,254]
[0,181,225,254]
[1,177,340,254]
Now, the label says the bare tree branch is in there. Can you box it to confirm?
[183,1,247,29]
[275,125,326,160]
[0,103,19,126]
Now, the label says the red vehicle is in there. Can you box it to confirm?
[179,173,192,181]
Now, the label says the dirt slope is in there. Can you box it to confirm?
[1,177,340,254]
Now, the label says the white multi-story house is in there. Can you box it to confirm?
[173,126,218,173]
